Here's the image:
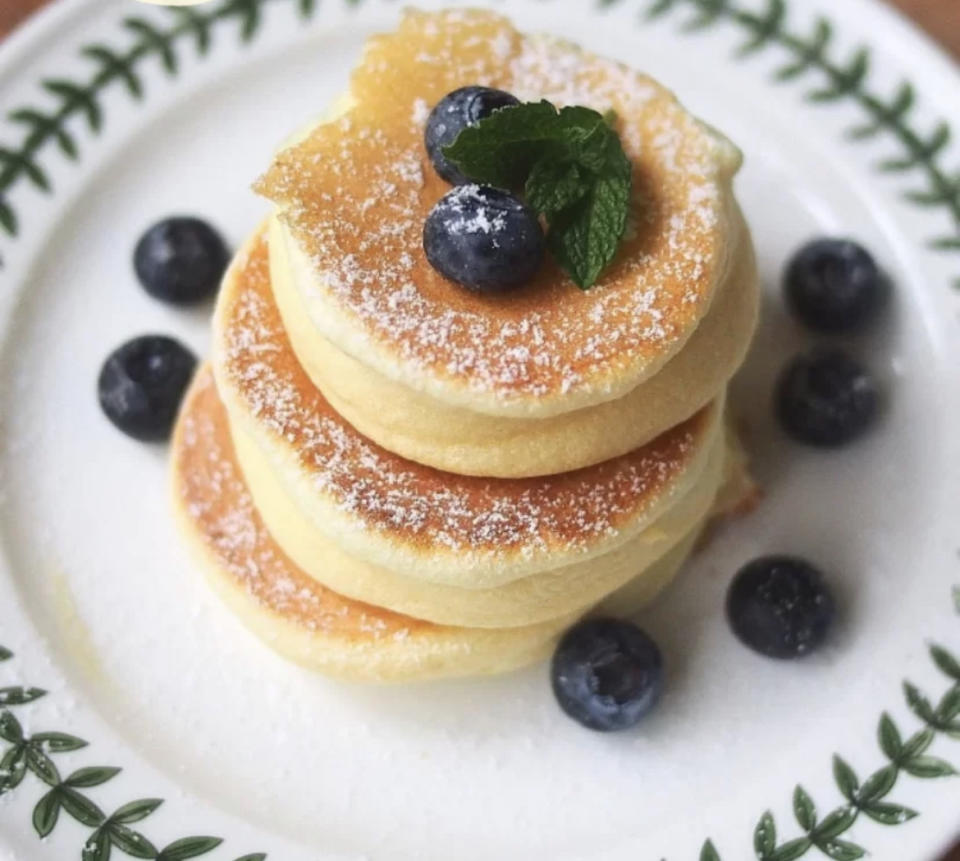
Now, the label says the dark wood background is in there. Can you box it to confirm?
[1,0,957,858]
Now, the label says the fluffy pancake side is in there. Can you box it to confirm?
[212,227,723,588]
[597,528,700,617]
[171,368,584,682]
[230,416,725,627]
[172,370,723,680]
[268,208,758,477]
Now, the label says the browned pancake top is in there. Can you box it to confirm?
[174,369,431,638]
[218,231,714,557]
[256,9,733,403]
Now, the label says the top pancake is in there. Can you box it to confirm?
[256,9,744,419]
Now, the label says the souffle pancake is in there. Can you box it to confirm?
[171,8,760,682]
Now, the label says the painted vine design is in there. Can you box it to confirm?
[3,639,958,860]
[695,643,960,861]
[0,0,362,252]
[0,645,265,859]
[632,0,960,287]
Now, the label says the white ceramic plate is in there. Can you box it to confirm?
[1,1,959,859]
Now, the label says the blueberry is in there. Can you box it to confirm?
[776,349,879,447]
[785,238,887,333]
[727,556,835,659]
[425,86,520,184]
[98,336,197,441]
[134,217,229,305]
[551,618,664,731]
[424,185,544,292]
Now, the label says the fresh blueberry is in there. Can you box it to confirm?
[727,556,835,659]
[784,238,887,333]
[425,86,520,184]
[98,335,197,442]
[776,349,879,447]
[424,185,545,292]
[551,618,664,732]
[134,217,229,305]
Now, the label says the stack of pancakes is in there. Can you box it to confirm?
[171,9,760,682]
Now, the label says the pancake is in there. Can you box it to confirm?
[231,417,724,627]
[172,371,745,679]
[268,209,758,477]
[171,9,760,681]
[255,9,748,421]
[212,228,724,590]
[597,527,700,617]
[171,369,579,682]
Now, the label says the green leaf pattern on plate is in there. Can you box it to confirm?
[5,640,952,859]
[0,641,265,856]
[642,0,960,287]
[700,646,960,859]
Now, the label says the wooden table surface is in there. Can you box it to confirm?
[0,0,958,858]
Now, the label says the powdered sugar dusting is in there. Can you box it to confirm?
[256,9,732,403]
[443,184,509,236]
[218,234,707,559]
[175,371,425,637]
[508,33,657,121]
[411,97,430,126]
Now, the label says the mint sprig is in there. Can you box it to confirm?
[442,100,632,289]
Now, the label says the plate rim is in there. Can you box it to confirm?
[0,1,958,859]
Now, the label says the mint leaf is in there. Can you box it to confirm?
[548,174,629,288]
[547,130,631,288]
[443,102,610,184]
[575,119,617,172]
[442,99,632,288]
[442,100,566,187]
[555,105,607,137]
[525,159,590,215]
